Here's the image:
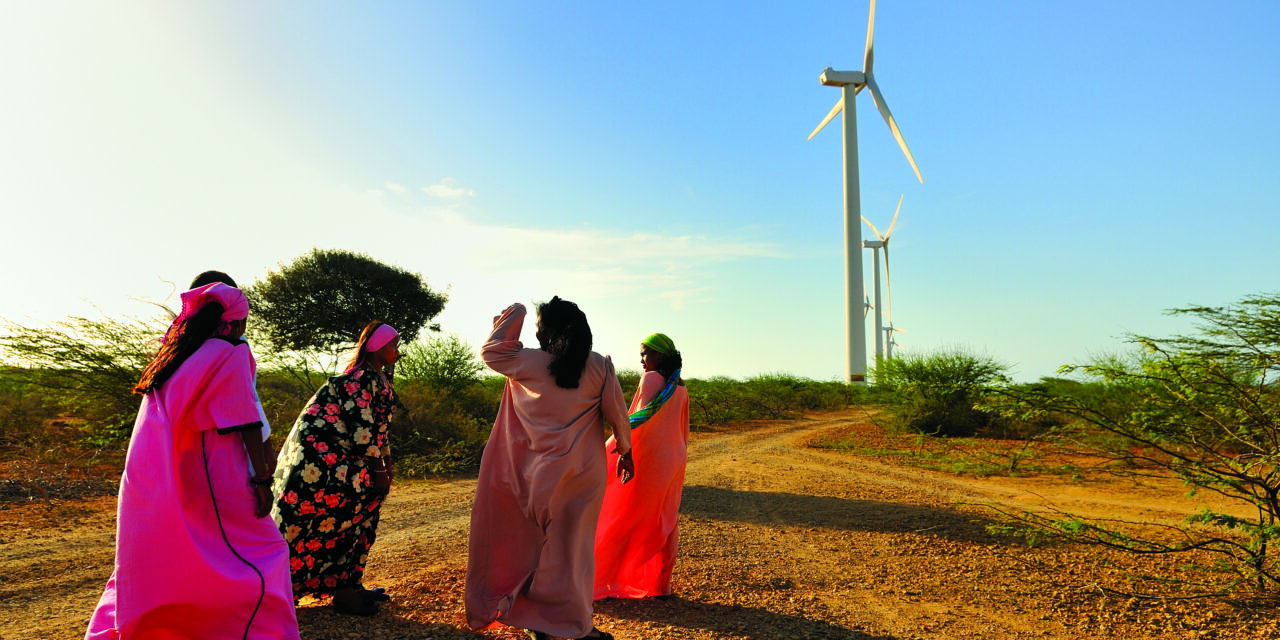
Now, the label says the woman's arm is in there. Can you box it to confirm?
[480,303,527,377]
[240,428,273,518]
[601,357,635,483]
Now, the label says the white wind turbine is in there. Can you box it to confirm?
[862,194,902,361]
[809,0,923,383]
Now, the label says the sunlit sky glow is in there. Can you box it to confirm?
[2,1,1278,381]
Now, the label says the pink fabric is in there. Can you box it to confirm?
[181,282,249,321]
[164,284,249,344]
[594,371,690,599]
[86,339,299,640]
[465,303,630,639]
[366,324,399,353]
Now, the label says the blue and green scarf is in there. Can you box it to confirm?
[629,368,681,429]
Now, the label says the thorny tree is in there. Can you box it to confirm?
[992,294,1280,593]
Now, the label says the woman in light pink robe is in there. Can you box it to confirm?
[594,334,689,600]
[465,299,634,640]
[86,283,299,640]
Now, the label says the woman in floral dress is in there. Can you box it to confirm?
[271,322,399,616]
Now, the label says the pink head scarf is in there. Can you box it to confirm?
[367,324,399,352]
[180,283,249,321]
[162,283,249,343]
[345,324,399,373]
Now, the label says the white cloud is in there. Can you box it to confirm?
[384,181,407,193]
[422,177,477,200]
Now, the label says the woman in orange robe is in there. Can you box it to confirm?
[593,333,689,600]
[465,299,635,640]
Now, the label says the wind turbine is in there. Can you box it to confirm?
[884,324,906,359]
[809,0,923,383]
[862,194,901,361]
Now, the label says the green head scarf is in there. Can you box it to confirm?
[641,333,677,357]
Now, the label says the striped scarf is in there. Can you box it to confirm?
[628,369,681,430]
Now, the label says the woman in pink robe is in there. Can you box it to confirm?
[594,333,689,600]
[465,299,634,640]
[86,283,299,640]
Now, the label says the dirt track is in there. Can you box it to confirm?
[3,409,1277,639]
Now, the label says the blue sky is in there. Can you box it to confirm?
[2,1,1278,381]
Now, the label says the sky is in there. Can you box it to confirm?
[2,1,1278,382]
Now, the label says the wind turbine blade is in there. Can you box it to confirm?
[808,99,844,141]
[884,194,903,239]
[864,75,924,183]
[864,0,876,75]
[861,216,885,241]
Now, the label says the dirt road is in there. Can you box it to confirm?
[3,409,1275,639]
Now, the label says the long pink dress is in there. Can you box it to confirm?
[593,372,690,599]
[86,338,299,640]
[465,304,630,638]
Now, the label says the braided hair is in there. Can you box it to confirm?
[537,297,592,389]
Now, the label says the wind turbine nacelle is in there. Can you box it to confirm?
[819,68,866,87]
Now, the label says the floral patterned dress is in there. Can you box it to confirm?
[270,366,395,600]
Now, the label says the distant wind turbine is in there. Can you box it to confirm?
[862,194,902,361]
[809,0,923,383]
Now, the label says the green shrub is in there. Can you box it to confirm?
[686,373,859,428]
[874,350,1008,437]
[0,370,60,453]
[0,315,162,447]
[396,333,485,395]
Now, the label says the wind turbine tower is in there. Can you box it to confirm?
[809,0,922,382]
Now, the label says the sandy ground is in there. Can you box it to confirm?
[3,408,1278,639]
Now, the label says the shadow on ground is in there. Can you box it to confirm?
[297,604,486,640]
[597,596,900,640]
[680,485,1005,544]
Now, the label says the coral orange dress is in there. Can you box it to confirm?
[593,371,689,599]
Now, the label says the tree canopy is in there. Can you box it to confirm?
[247,249,447,352]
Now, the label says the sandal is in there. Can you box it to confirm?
[525,631,549,640]
[331,596,379,617]
[576,628,615,640]
[359,585,391,602]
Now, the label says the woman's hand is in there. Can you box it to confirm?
[253,483,273,518]
[367,457,392,495]
[494,303,525,326]
[615,449,635,484]
[371,470,391,495]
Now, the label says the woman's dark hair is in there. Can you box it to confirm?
[190,270,237,288]
[646,346,683,382]
[135,302,226,394]
[537,297,592,389]
[343,321,387,373]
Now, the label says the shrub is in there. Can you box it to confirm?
[383,337,501,476]
[874,350,1008,437]
[0,315,162,446]
[0,370,60,453]
[685,373,859,428]
[396,333,485,395]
